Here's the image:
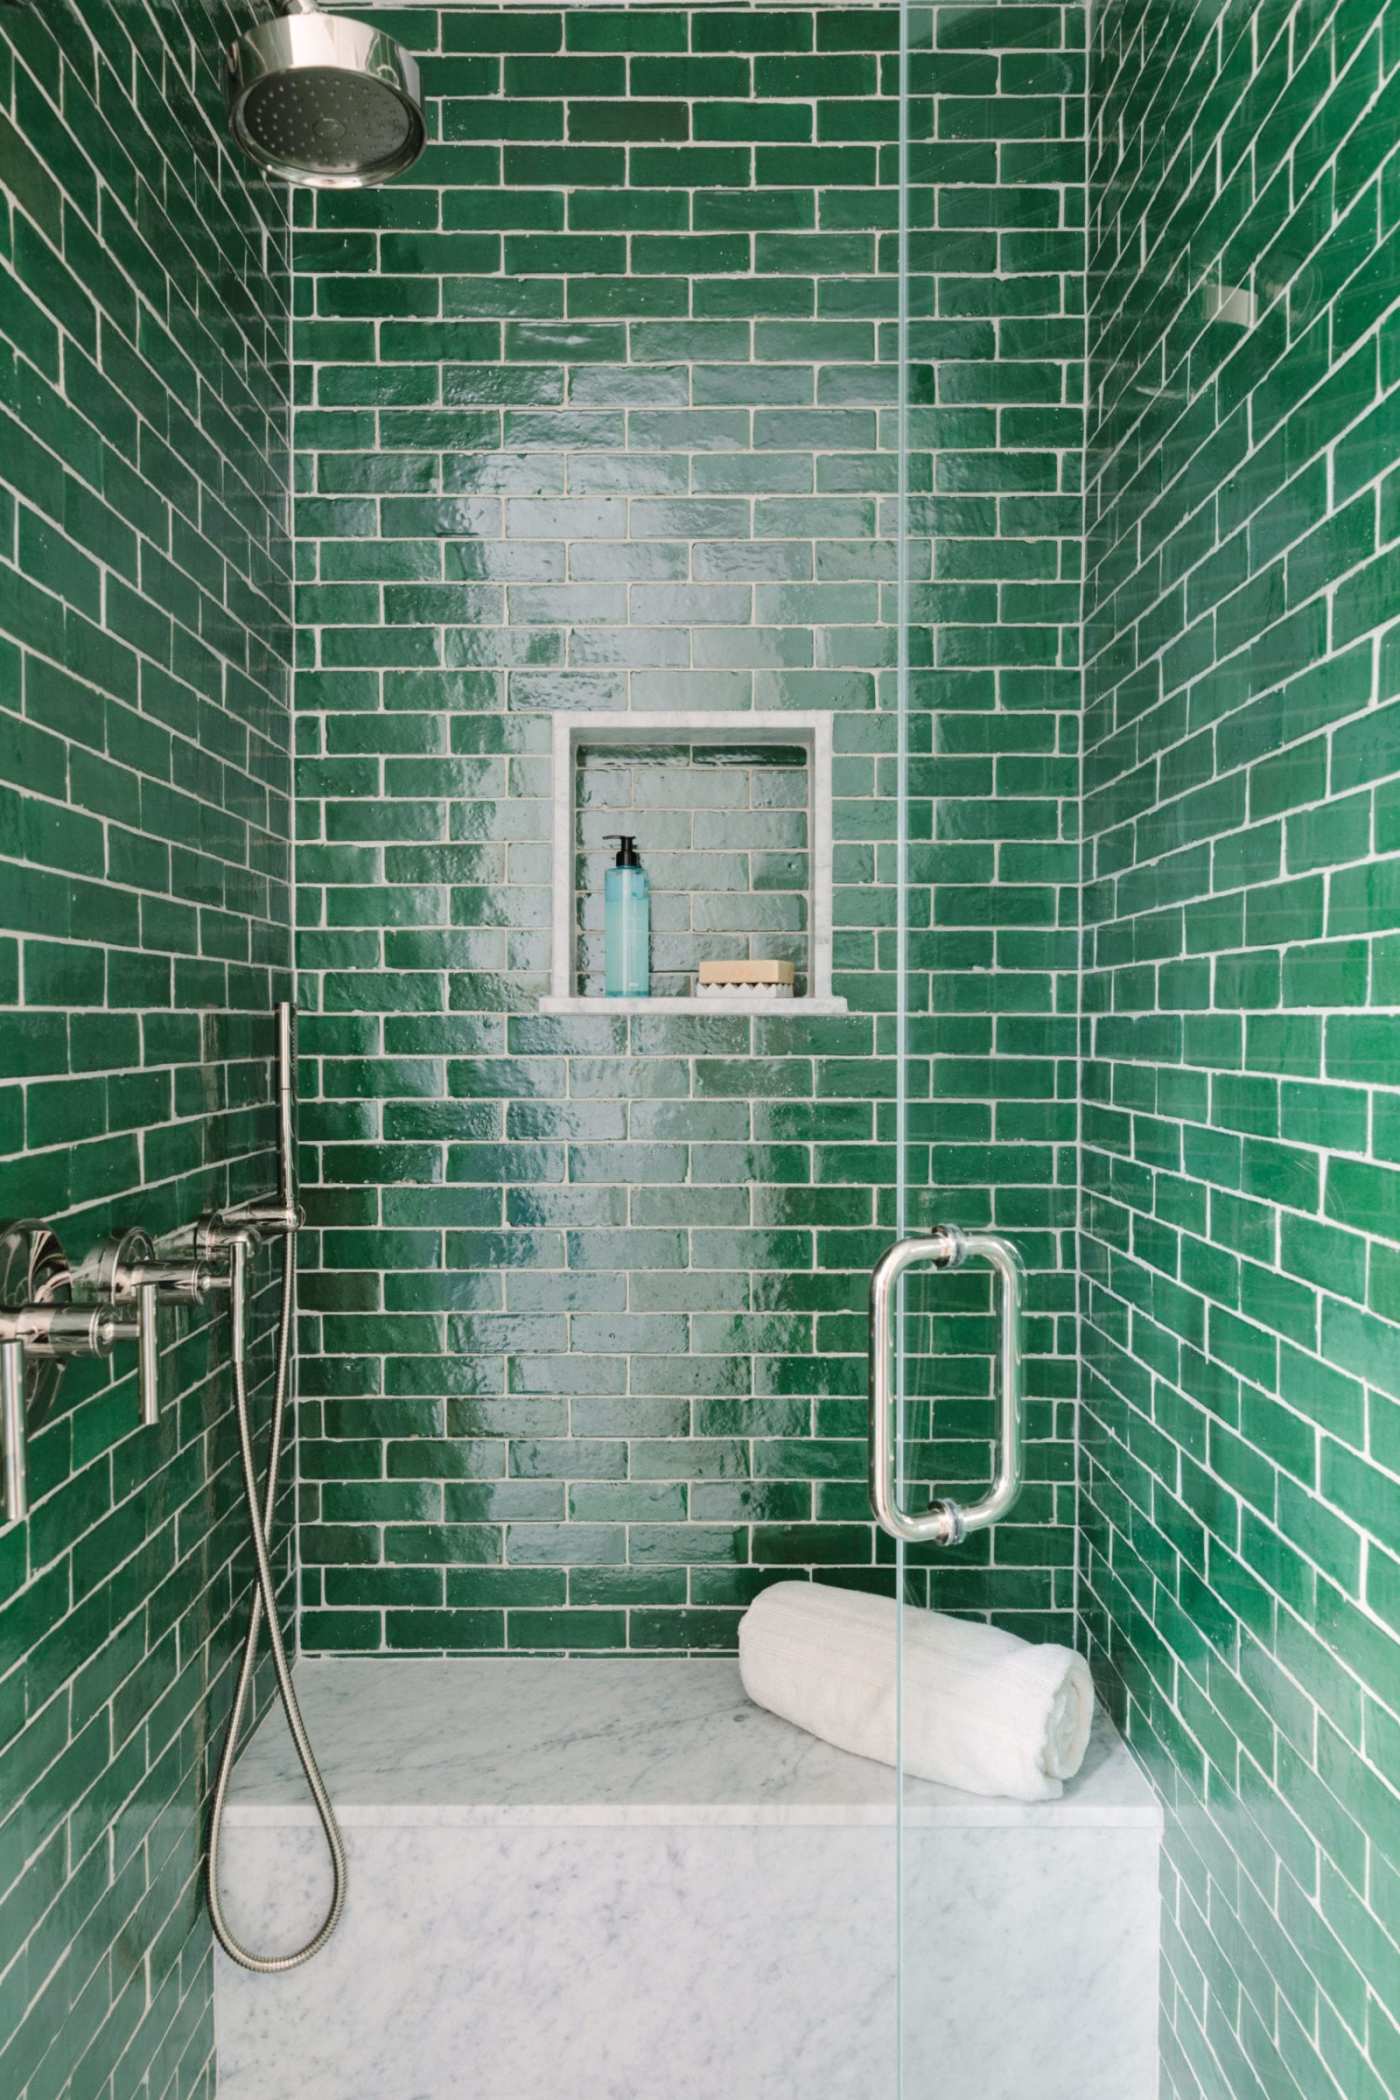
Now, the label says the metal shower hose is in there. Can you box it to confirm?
[206,1232,347,1971]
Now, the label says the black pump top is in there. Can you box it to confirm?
[603,834,642,867]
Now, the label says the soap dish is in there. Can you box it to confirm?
[696,961,796,999]
[696,981,794,999]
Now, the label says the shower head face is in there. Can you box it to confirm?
[228,10,425,188]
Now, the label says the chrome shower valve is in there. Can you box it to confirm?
[69,1228,213,1428]
[222,1198,305,1238]
[0,1220,123,1525]
[155,1211,261,1273]
[0,1301,121,1360]
[193,1211,269,1263]
[0,1301,122,1519]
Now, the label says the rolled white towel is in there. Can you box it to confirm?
[738,1580,1095,1803]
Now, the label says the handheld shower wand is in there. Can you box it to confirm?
[200,1004,347,1973]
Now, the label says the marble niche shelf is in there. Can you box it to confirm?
[541,710,847,1017]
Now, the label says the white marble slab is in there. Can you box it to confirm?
[538,994,850,1014]
[215,1659,1161,2100]
[223,1657,1161,1829]
[219,1823,902,2100]
[216,1821,1160,2100]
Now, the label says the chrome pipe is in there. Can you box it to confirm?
[276,1000,296,1214]
[206,1230,346,1971]
[219,1005,302,1238]
[868,1225,1027,1546]
[963,1231,1027,1532]
[217,995,302,1226]
[0,1301,119,1518]
[68,1229,209,1428]
[203,1003,345,1972]
[136,1260,214,1302]
[0,1221,126,1524]
[1,1337,26,1524]
[135,1283,160,1428]
[15,1304,119,1358]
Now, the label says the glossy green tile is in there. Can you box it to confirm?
[289,7,1078,1700]
[0,1,293,2092]
[1082,0,1400,2090]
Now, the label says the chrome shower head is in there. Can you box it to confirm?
[227,1,425,189]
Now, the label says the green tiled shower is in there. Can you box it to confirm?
[0,2,1395,2099]
[292,0,1082,1656]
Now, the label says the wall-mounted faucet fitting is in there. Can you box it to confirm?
[218,1006,304,1242]
[197,1212,270,1264]
[68,1229,213,1428]
[0,1010,304,1531]
[0,1221,124,1524]
[153,1210,262,1277]
[219,1198,305,1238]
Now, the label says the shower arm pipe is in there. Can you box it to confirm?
[222,1002,303,1240]
[278,999,296,1214]
[150,1007,299,1285]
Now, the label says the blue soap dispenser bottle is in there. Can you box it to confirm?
[603,834,650,998]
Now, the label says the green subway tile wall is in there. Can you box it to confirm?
[1083,2,1400,2098]
[2,1,1393,2096]
[293,3,1085,1655]
[0,4,292,2097]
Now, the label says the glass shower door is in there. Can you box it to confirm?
[888,0,1084,2087]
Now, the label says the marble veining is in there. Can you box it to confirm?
[223,1658,1162,1828]
[216,1822,1160,2100]
[215,1659,1161,2100]
[218,1826,903,2100]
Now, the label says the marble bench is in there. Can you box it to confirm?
[214,1658,1161,2100]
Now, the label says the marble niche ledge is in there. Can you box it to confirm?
[214,1659,1162,2100]
[538,994,850,1015]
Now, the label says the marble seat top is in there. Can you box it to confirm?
[226,1658,1161,1831]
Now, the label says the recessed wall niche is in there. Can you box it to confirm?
[542,713,845,1015]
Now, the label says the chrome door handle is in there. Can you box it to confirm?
[868,1224,1026,1546]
